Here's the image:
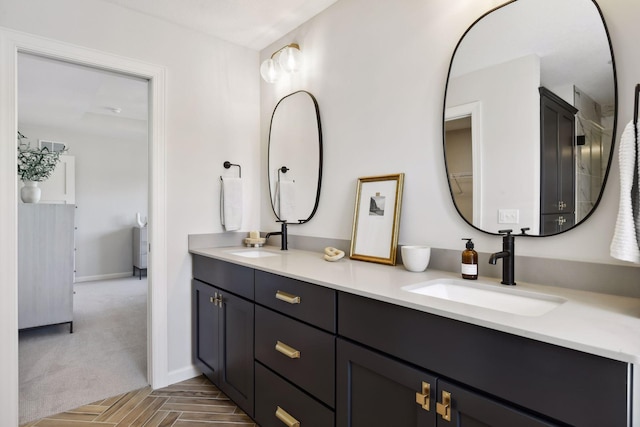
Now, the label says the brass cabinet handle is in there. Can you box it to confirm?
[436,390,452,422]
[275,340,301,359]
[275,290,301,304]
[415,381,431,411]
[275,406,300,427]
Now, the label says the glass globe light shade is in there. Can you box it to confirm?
[260,58,281,83]
[278,46,302,73]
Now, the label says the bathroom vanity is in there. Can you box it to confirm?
[191,246,639,427]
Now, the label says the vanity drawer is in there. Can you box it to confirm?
[255,361,335,427]
[255,305,335,407]
[255,270,336,332]
[192,255,254,300]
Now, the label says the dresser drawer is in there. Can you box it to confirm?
[192,255,254,300]
[255,305,335,407]
[255,270,336,332]
[255,362,335,427]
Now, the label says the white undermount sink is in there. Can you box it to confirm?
[402,278,566,316]
[228,250,281,258]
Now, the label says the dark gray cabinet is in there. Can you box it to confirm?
[337,338,436,427]
[338,291,629,427]
[191,256,631,427]
[193,280,220,380]
[540,87,578,234]
[337,338,556,427]
[192,256,254,417]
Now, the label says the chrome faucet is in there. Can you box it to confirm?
[488,228,529,286]
[265,220,288,250]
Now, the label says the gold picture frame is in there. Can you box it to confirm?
[350,173,404,265]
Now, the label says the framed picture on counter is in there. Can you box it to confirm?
[350,173,404,265]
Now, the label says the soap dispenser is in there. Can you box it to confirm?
[461,238,478,280]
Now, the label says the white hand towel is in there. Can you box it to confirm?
[278,180,296,221]
[220,177,243,231]
[610,120,640,263]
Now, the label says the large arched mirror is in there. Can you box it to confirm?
[268,90,323,224]
[443,0,617,236]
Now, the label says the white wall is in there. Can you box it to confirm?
[447,55,541,233]
[1,0,640,423]
[0,0,261,383]
[261,0,640,266]
[18,124,148,280]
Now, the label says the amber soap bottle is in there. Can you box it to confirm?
[461,238,478,280]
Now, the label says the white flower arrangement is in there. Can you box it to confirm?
[17,132,66,182]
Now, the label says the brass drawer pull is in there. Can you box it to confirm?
[436,390,451,422]
[275,406,300,427]
[275,340,301,359]
[275,290,301,304]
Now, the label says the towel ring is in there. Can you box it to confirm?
[222,161,241,178]
[278,166,289,183]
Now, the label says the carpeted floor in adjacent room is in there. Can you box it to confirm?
[19,276,149,424]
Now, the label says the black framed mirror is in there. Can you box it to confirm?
[443,0,617,236]
[268,90,323,224]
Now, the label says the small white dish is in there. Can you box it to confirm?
[401,245,431,272]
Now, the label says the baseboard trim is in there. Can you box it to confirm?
[166,365,201,386]
[75,272,134,283]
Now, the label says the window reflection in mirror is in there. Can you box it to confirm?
[443,0,616,236]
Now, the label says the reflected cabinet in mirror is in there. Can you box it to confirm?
[443,0,617,236]
[268,90,323,224]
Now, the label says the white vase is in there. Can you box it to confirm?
[21,180,41,203]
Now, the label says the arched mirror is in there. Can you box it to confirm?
[268,90,323,224]
[443,0,617,236]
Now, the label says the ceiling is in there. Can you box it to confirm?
[99,0,339,50]
[17,0,339,143]
[18,53,150,142]
[449,0,614,110]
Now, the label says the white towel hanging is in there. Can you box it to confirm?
[220,177,243,231]
[609,120,640,263]
[277,180,296,221]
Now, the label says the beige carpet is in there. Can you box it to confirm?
[19,276,148,424]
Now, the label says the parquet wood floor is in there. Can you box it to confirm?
[20,376,258,427]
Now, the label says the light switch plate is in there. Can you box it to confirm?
[498,209,519,224]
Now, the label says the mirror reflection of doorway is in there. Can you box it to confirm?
[445,116,473,222]
[17,53,150,424]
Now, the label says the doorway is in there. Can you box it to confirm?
[0,28,168,426]
[444,101,482,228]
[17,53,150,422]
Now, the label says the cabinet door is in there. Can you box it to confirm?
[219,290,255,417]
[540,87,577,234]
[435,380,558,427]
[192,280,220,384]
[337,338,436,427]
[540,213,576,235]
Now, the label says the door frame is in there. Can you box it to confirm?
[445,101,483,227]
[0,27,168,425]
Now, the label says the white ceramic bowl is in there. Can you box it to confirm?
[401,245,431,272]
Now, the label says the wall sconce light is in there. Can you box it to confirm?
[260,43,302,83]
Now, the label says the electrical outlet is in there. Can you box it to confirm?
[498,209,519,224]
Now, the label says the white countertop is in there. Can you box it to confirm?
[190,246,640,364]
